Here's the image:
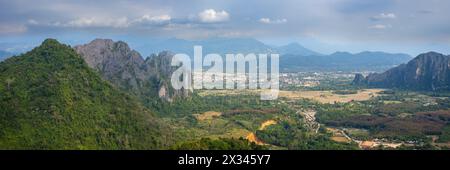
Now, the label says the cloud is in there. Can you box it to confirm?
[371,13,396,21]
[53,17,130,28]
[259,18,287,24]
[32,14,172,29]
[134,14,171,23]
[259,18,271,24]
[369,24,392,29]
[198,9,229,23]
[0,24,27,34]
[1,0,450,55]
[27,19,39,25]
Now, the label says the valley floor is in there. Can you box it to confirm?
[171,87,450,150]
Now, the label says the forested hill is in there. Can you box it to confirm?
[0,39,172,149]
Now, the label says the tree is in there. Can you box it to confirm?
[5,77,14,90]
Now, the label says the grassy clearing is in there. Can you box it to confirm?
[194,111,222,121]
[278,89,385,104]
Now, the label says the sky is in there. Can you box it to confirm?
[0,0,449,56]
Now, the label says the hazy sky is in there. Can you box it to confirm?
[0,0,449,56]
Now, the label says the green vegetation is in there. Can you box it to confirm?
[156,94,291,147]
[316,102,371,124]
[315,90,450,142]
[0,39,171,149]
[437,125,450,143]
[153,94,279,117]
[170,138,266,150]
[333,90,358,95]
[256,121,359,150]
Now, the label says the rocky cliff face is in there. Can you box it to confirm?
[75,39,146,91]
[74,39,189,101]
[142,51,190,101]
[351,73,367,85]
[352,52,450,91]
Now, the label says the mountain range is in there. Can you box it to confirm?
[135,37,323,56]
[280,51,411,72]
[135,38,276,57]
[132,37,411,72]
[352,52,450,91]
[72,38,417,96]
[0,37,412,72]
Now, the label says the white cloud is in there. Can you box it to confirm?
[259,18,287,24]
[134,14,171,23]
[371,13,397,20]
[198,9,229,23]
[27,19,39,25]
[259,18,271,24]
[43,14,172,28]
[59,17,130,28]
[369,24,392,29]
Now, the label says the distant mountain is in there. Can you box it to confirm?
[0,39,171,149]
[136,37,326,57]
[136,37,411,71]
[74,39,189,102]
[280,51,411,72]
[138,37,274,56]
[0,50,13,61]
[352,52,450,91]
[276,42,321,56]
